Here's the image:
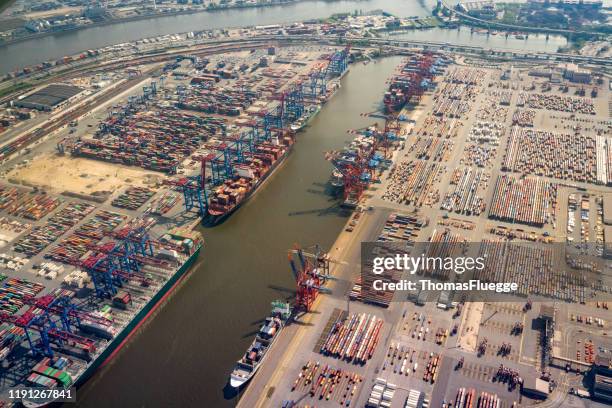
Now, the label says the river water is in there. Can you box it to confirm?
[76,55,402,408]
[0,0,570,74]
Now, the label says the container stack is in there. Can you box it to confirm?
[7,193,62,220]
[150,191,178,215]
[503,126,597,184]
[0,185,25,211]
[0,278,45,314]
[489,174,557,227]
[0,322,25,360]
[319,313,383,364]
[596,135,609,185]
[62,270,91,289]
[366,378,396,408]
[440,167,488,215]
[477,392,501,408]
[350,213,423,306]
[511,109,535,127]
[383,159,444,206]
[73,108,224,173]
[14,202,95,256]
[178,84,258,116]
[112,187,155,210]
[31,357,73,387]
[289,361,362,404]
[454,388,476,408]
[525,92,595,115]
[48,210,126,264]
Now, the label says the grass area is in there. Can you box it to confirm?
[0,82,32,99]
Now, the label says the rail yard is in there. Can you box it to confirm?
[0,11,608,408]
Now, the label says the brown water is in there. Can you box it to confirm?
[75,56,402,408]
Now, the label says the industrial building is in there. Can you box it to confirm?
[560,63,592,84]
[13,84,84,111]
[521,378,550,400]
[592,353,612,403]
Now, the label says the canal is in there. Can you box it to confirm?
[75,56,403,407]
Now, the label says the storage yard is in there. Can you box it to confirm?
[239,52,612,408]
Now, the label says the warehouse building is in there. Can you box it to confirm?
[560,63,592,84]
[592,353,612,403]
[521,377,550,400]
[13,84,84,111]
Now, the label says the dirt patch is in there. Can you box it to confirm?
[7,153,164,196]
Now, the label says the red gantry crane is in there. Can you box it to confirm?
[288,245,332,312]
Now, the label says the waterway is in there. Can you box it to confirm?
[0,0,572,75]
[3,1,567,406]
[76,56,403,408]
[0,0,435,74]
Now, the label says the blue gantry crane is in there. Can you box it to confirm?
[328,45,350,77]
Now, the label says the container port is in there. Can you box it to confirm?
[0,37,359,405]
[0,180,203,404]
[0,8,608,407]
[235,48,612,408]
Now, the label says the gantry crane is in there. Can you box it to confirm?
[288,245,332,312]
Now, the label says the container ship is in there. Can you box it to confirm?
[229,300,291,389]
[0,224,203,407]
[327,129,379,186]
[290,104,321,132]
[205,138,294,226]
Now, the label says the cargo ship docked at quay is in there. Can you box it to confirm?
[2,229,203,407]
[204,137,294,226]
[77,238,202,383]
[229,300,291,389]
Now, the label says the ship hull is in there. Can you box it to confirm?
[74,244,202,388]
[228,318,285,390]
[203,145,292,227]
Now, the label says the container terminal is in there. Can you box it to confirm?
[0,33,356,405]
[0,11,608,407]
[234,49,612,408]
